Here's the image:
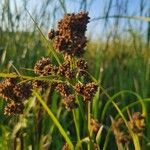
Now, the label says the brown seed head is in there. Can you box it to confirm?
[62,143,71,150]
[75,83,84,94]
[63,94,78,110]
[75,82,98,102]
[130,112,145,134]
[118,132,130,144]
[48,29,56,40]
[90,118,101,133]
[58,61,75,79]
[34,57,51,76]
[4,101,24,116]
[76,58,88,70]
[0,78,17,101]
[83,82,98,102]
[58,61,70,76]
[112,118,130,145]
[53,12,90,56]
[55,83,72,97]
[32,80,49,89]
[13,82,32,101]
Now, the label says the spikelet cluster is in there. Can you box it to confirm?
[90,118,101,133]
[0,77,33,115]
[75,82,98,102]
[34,57,58,76]
[112,118,130,145]
[55,83,78,110]
[61,143,71,150]
[129,112,145,134]
[4,101,24,116]
[33,12,97,110]
[112,112,145,145]
[49,12,90,56]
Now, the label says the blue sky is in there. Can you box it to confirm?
[1,0,150,39]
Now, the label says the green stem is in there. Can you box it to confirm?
[87,102,92,150]
[33,91,74,150]
[75,94,86,123]
[0,73,62,82]
[26,9,61,65]
[72,110,80,142]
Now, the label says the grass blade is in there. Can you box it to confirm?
[33,91,74,150]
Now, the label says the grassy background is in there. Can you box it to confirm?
[0,0,150,150]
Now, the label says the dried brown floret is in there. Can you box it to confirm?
[117,132,130,145]
[90,118,101,133]
[76,58,88,70]
[52,66,59,74]
[58,61,75,79]
[94,143,99,150]
[83,82,98,102]
[58,61,71,76]
[74,83,84,94]
[75,82,98,102]
[13,82,32,101]
[34,57,58,76]
[0,78,17,101]
[112,118,124,129]
[63,94,78,110]
[76,58,88,76]
[42,64,54,76]
[65,69,75,79]
[1,78,17,86]
[48,29,56,40]
[53,12,90,56]
[32,80,49,89]
[4,101,24,116]
[34,57,51,76]
[130,112,145,134]
[62,143,71,150]
[55,83,72,97]
[112,118,130,145]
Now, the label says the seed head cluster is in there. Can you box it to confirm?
[49,12,90,56]
[63,94,78,111]
[32,80,49,90]
[34,57,58,76]
[0,12,98,115]
[112,118,130,145]
[90,118,101,133]
[0,78,17,101]
[112,112,145,145]
[34,57,88,80]
[4,101,24,116]
[76,58,88,70]
[55,83,72,97]
[58,61,75,79]
[0,78,33,115]
[61,143,71,150]
[55,83,78,110]
[129,112,145,134]
[13,82,32,100]
[75,82,98,102]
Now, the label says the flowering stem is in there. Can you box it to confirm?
[33,91,74,150]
